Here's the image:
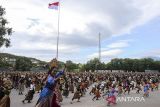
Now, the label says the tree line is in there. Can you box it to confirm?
[1,53,160,72]
[81,58,160,72]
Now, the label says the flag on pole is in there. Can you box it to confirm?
[48,2,59,10]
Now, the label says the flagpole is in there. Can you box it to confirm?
[99,32,101,62]
[56,0,61,60]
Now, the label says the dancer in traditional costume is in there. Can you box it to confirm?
[151,82,154,92]
[89,85,96,95]
[70,86,81,104]
[18,76,25,95]
[54,83,63,105]
[0,78,12,107]
[117,83,123,96]
[143,82,150,97]
[92,88,101,101]
[0,93,10,107]
[35,79,42,93]
[124,80,130,95]
[136,81,142,94]
[22,81,35,103]
[104,86,117,106]
[36,59,66,107]
[155,80,159,90]
[69,82,74,93]
[62,82,69,98]
[80,81,86,96]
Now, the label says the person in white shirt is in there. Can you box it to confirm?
[22,81,35,103]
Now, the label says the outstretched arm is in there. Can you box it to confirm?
[55,64,67,79]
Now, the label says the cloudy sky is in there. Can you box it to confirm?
[1,0,160,63]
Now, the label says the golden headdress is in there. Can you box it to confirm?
[49,58,58,69]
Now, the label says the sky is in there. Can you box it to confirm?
[1,0,160,63]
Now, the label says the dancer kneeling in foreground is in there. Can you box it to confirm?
[36,59,66,107]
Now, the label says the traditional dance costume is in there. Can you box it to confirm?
[143,83,150,97]
[105,88,117,106]
[22,83,35,103]
[36,69,65,107]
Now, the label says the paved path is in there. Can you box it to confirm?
[10,88,160,107]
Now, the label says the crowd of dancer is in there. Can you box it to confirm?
[0,59,160,107]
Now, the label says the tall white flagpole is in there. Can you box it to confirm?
[99,32,101,62]
[56,0,61,60]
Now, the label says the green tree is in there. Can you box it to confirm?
[0,6,12,48]
[88,58,99,71]
[154,61,160,71]
[66,60,78,72]
[15,57,32,71]
[0,57,11,67]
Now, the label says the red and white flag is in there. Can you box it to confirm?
[48,2,59,10]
